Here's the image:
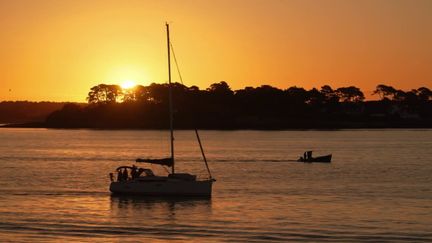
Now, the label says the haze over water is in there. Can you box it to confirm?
[0,129,431,242]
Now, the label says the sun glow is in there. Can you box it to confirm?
[120,80,136,90]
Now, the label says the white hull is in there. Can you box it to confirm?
[110,178,213,197]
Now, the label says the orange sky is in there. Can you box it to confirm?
[1,0,431,101]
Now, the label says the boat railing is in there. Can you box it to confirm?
[109,171,214,182]
[196,174,214,181]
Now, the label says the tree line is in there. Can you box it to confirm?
[43,81,432,129]
[0,101,65,124]
[83,82,368,104]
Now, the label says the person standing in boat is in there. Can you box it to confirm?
[131,165,137,179]
[122,169,129,181]
[117,169,122,182]
[307,151,313,160]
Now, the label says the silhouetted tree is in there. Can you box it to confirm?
[395,89,410,102]
[285,86,308,103]
[87,84,122,104]
[207,81,234,96]
[373,84,397,100]
[320,85,339,104]
[417,87,432,101]
[205,81,234,120]
[188,85,199,92]
[122,85,145,102]
[307,88,325,106]
[336,86,364,102]
[235,85,285,117]
[145,83,170,104]
[400,90,419,110]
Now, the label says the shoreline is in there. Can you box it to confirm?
[2,121,431,130]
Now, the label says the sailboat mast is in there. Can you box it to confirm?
[166,23,175,174]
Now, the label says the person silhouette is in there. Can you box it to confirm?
[122,169,129,181]
[117,170,122,182]
[131,165,137,179]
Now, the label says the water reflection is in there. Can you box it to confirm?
[110,195,213,220]
[2,129,432,242]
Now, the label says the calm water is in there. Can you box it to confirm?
[0,129,431,242]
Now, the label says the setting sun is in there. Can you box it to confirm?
[120,80,136,90]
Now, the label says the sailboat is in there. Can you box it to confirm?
[109,24,215,197]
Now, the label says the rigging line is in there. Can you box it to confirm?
[195,128,213,179]
[169,41,213,180]
[170,42,184,85]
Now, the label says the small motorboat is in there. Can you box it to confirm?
[298,151,332,163]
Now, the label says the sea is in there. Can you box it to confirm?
[0,128,431,242]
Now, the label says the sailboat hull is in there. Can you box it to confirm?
[110,179,213,197]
